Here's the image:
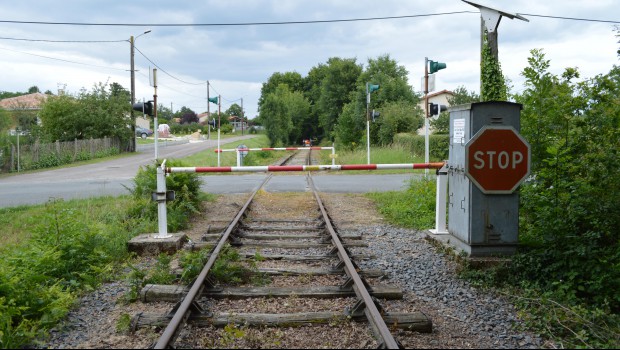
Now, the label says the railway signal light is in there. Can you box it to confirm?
[132,101,154,116]
[429,60,447,74]
[429,103,447,116]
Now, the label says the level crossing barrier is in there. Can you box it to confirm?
[152,160,448,239]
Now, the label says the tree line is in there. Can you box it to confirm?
[256,54,427,148]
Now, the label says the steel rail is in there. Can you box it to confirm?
[153,174,273,349]
[307,174,401,349]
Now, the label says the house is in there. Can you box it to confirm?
[198,112,211,124]
[417,89,454,135]
[0,92,48,111]
[0,93,49,131]
[228,116,248,131]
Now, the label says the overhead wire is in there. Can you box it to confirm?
[1,10,617,109]
[0,11,618,27]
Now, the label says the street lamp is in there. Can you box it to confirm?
[130,30,151,152]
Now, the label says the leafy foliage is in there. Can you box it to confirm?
[480,32,508,101]
[457,49,620,348]
[0,197,142,348]
[38,82,132,143]
[260,84,311,147]
[128,159,204,232]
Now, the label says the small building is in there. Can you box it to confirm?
[228,116,248,131]
[0,93,49,132]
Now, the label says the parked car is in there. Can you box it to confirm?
[135,127,153,138]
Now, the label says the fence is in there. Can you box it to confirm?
[1,137,124,173]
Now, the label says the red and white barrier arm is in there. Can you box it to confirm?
[166,162,446,173]
[215,147,334,153]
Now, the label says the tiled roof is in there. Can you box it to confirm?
[0,93,49,110]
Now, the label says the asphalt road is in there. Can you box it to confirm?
[0,136,425,208]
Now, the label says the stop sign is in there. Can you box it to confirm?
[465,125,530,194]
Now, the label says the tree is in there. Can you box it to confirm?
[376,100,423,145]
[260,84,310,147]
[316,57,362,140]
[0,108,10,132]
[156,104,173,125]
[257,71,304,120]
[226,103,243,118]
[39,82,131,142]
[28,86,40,94]
[511,49,620,311]
[334,54,419,146]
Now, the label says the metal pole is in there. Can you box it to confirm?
[130,35,136,153]
[241,98,244,136]
[218,95,221,167]
[207,81,210,140]
[156,159,170,238]
[153,69,159,160]
[431,165,449,234]
[16,128,20,172]
[424,57,430,177]
[129,30,150,153]
[366,83,371,165]
[332,143,335,166]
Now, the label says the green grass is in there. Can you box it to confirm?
[0,196,148,348]
[318,143,435,175]
[179,134,287,169]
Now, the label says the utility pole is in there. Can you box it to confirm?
[152,69,159,160]
[130,30,151,153]
[218,95,221,166]
[207,81,211,140]
[424,57,430,177]
[130,35,136,153]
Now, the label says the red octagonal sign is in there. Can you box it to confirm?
[465,125,531,194]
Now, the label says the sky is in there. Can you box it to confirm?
[0,0,618,120]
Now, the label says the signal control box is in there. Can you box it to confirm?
[446,101,523,256]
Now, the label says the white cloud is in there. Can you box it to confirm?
[0,1,618,118]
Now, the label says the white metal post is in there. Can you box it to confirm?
[332,143,335,166]
[217,129,221,167]
[366,120,370,164]
[430,164,449,234]
[156,160,171,238]
[236,149,241,167]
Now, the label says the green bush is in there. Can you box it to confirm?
[0,197,140,348]
[393,133,449,161]
[128,159,204,232]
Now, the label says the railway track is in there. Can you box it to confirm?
[131,149,432,348]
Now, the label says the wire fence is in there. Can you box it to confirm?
[0,137,125,173]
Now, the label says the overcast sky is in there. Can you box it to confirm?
[1,0,618,119]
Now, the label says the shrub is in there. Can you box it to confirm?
[128,159,204,232]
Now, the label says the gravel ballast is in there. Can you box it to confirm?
[40,193,544,349]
